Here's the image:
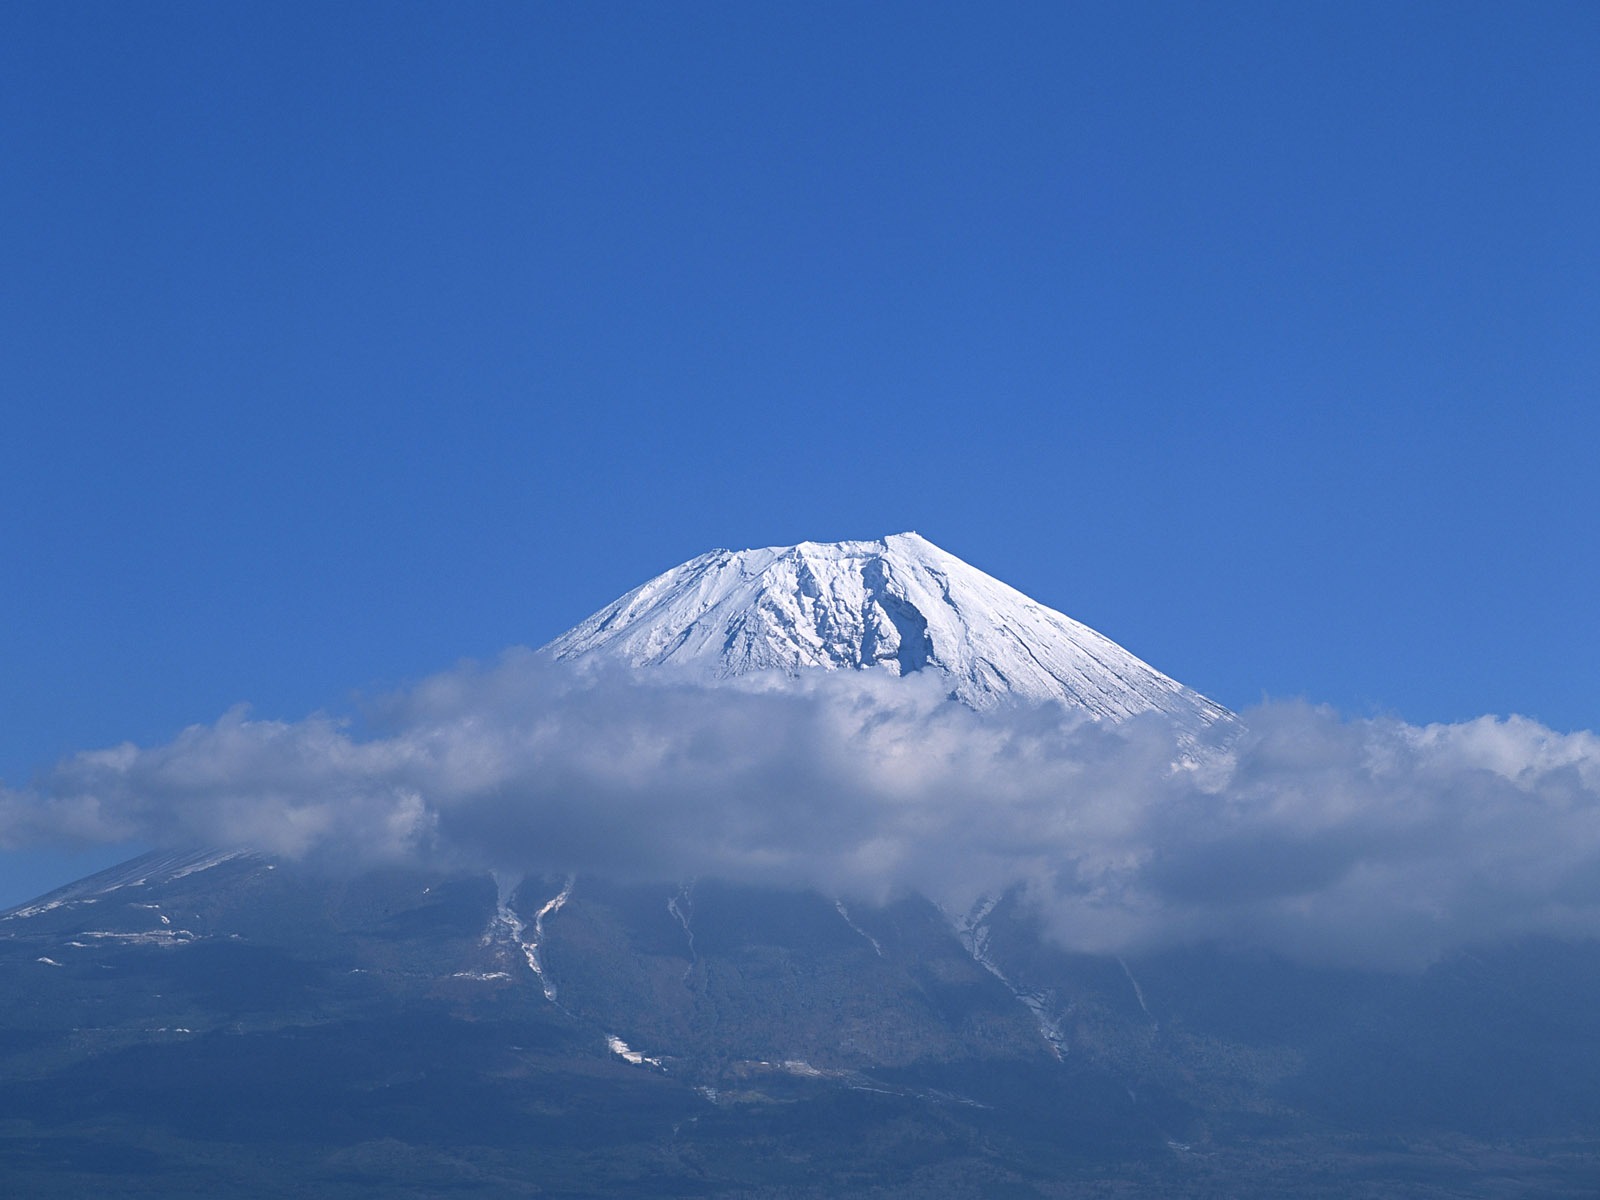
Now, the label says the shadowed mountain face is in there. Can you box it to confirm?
[3,850,1598,1197]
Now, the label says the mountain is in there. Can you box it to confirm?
[545,532,1232,732]
[3,537,1598,1197]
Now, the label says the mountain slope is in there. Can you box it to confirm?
[544,532,1230,731]
[5,850,1598,1197]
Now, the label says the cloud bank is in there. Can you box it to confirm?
[6,650,1600,969]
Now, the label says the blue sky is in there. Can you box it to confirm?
[3,2,1597,905]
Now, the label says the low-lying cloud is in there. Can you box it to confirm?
[6,650,1600,969]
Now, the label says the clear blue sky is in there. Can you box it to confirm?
[3,2,1597,904]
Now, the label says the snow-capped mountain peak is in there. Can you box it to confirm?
[543,532,1230,729]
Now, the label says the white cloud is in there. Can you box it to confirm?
[6,650,1600,969]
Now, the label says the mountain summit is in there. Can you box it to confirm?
[544,532,1230,730]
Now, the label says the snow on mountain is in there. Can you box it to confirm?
[543,532,1230,731]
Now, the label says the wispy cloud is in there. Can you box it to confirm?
[6,650,1599,969]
